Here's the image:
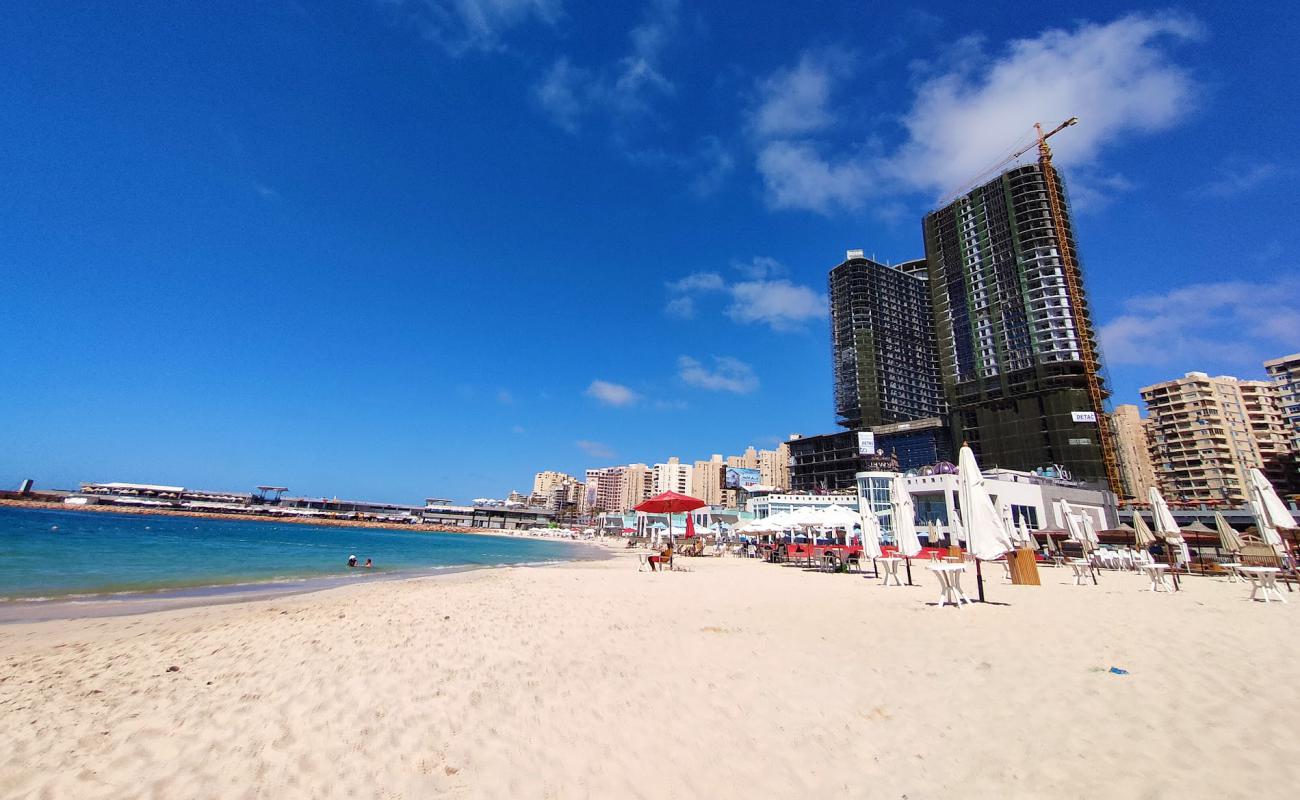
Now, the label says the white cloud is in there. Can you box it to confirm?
[749,50,850,138]
[585,379,640,407]
[663,263,826,331]
[532,0,678,130]
[576,439,616,459]
[726,279,828,331]
[385,0,561,56]
[1099,276,1300,369]
[666,272,725,293]
[664,296,695,318]
[1195,158,1280,198]
[888,13,1202,195]
[533,57,590,132]
[749,13,1202,213]
[756,140,869,213]
[733,256,785,280]
[678,355,759,393]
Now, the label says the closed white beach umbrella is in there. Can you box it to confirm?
[1149,487,1190,569]
[957,445,1013,562]
[859,506,884,560]
[1058,500,1084,547]
[927,520,940,546]
[1018,516,1036,551]
[1250,468,1295,555]
[891,478,922,558]
[949,514,966,547]
[1078,512,1100,553]
[1213,511,1244,555]
[1132,512,1157,549]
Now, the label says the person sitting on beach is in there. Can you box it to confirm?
[363,558,373,569]
[347,554,358,568]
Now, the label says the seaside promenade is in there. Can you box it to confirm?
[3,551,1297,798]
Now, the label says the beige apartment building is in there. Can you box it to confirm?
[691,455,725,506]
[1109,404,1158,501]
[1141,372,1285,504]
[759,443,791,490]
[1265,353,1300,450]
[618,464,654,513]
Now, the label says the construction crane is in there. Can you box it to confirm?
[942,118,1124,497]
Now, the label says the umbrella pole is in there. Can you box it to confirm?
[975,559,985,603]
[905,556,913,586]
[1165,545,1180,591]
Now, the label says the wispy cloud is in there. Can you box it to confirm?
[1194,158,1280,198]
[1099,276,1300,370]
[533,0,678,129]
[383,0,561,56]
[678,355,759,393]
[576,439,616,459]
[749,13,1203,214]
[748,49,852,138]
[663,260,826,331]
[726,279,827,331]
[585,379,640,407]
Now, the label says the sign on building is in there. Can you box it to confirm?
[1070,411,1097,423]
[724,467,761,489]
[856,431,876,455]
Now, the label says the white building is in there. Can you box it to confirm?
[856,468,1116,541]
[745,491,858,519]
[652,457,693,496]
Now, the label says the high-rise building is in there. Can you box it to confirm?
[923,163,1111,486]
[589,467,626,514]
[652,457,693,496]
[1264,353,1300,492]
[830,251,944,430]
[1142,372,1286,504]
[1239,379,1293,493]
[619,464,653,512]
[691,455,725,506]
[758,443,790,490]
[1108,404,1158,501]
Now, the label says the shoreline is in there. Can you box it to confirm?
[0,557,592,625]
[0,497,574,538]
[0,503,619,618]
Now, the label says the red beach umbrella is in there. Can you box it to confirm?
[634,491,707,538]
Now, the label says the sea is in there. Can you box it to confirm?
[0,506,596,603]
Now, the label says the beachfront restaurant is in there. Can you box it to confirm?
[856,467,1118,545]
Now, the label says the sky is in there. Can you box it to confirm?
[2,1,1298,503]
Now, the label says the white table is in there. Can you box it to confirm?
[1067,559,1094,586]
[878,557,904,587]
[1221,561,1246,584]
[1239,566,1287,603]
[1142,563,1172,592]
[928,563,970,608]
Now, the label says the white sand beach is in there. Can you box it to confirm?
[3,552,1298,799]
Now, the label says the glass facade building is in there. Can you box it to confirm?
[831,253,945,431]
[922,163,1109,485]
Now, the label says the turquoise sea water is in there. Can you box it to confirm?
[0,507,594,600]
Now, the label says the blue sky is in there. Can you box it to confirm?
[2,2,1297,503]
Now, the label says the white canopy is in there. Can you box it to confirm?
[891,477,922,558]
[957,445,1013,561]
[819,504,863,530]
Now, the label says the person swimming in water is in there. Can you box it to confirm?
[363,558,373,568]
[347,554,358,567]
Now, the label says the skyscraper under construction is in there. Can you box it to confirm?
[922,161,1112,486]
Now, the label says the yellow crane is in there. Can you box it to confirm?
[943,118,1124,497]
